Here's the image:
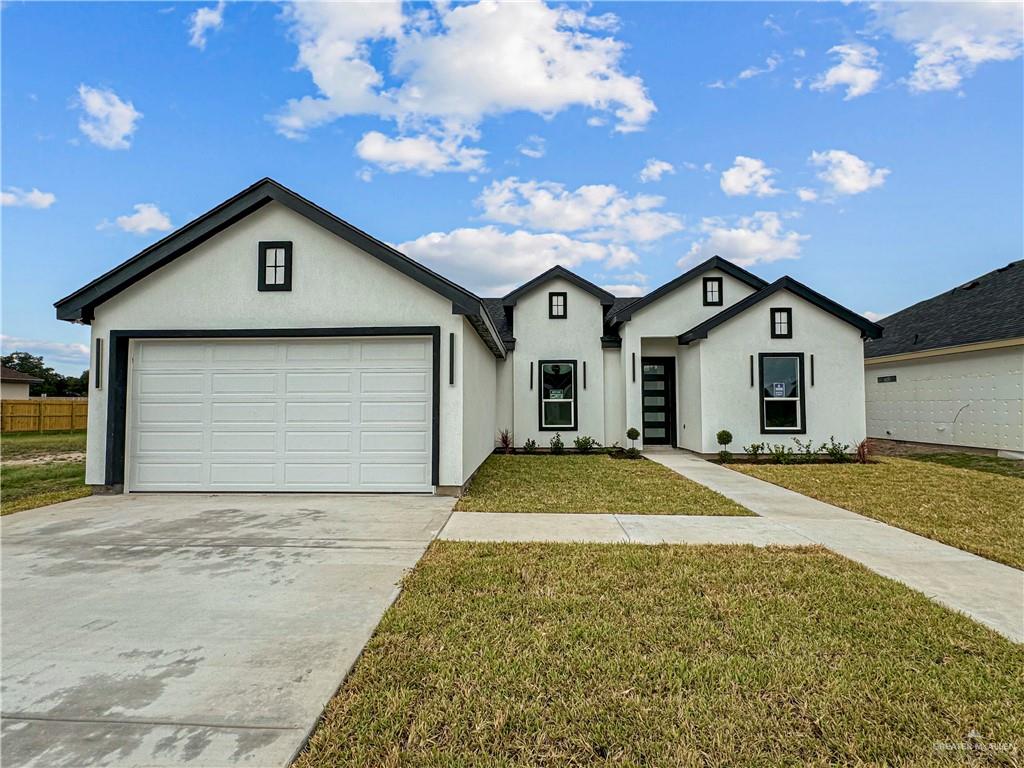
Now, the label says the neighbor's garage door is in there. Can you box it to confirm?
[128,337,433,492]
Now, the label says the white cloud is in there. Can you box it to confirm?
[273,1,655,170]
[188,0,225,50]
[720,156,782,197]
[601,283,646,297]
[862,310,885,322]
[395,226,637,295]
[764,15,783,35]
[477,177,683,243]
[870,2,1023,93]
[739,54,782,80]
[1,187,56,209]
[810,44,882,100]
[682,211,808,267]
[106,203,174,235]
[518,135,546,159]
[75,84,142,150]
[796,187,818,202]
[638,158,675,183]
[793,48,806,58]
[810,149,890,196]
[355,130,486,174]
[0,336,90,369]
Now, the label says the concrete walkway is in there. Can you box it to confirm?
[442,451,1024,643]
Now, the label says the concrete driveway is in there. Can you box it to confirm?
[1,493,452,768]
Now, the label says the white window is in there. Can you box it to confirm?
[771,308,792,338]
[549,292,567,319]
[703,277,722,306]
[259,241,292,291]
[760,354,803,432]
[265,249,286,285]
[540,361,576,429]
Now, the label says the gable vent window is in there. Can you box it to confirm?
[703,276,723,306]
[548,291,567,319]
[258,241,292,292]
[770,308,792,339]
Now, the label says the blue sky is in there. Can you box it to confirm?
[3,1,1022,373]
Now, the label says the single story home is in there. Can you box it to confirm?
[1,365,43,400]
[55,178,881,495]
[865,260,1024,458]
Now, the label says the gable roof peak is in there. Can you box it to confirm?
[502,264,615,307]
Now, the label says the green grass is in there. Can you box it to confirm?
[1,461,90,515]
[906,452,1024,480]
[456,454,750,515]
[731,457,1024,569]
[0,430,87,460]
[295,542,1024,768]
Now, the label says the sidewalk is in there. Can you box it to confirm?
[440,450,1024,643]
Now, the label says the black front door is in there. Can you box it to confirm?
[641,357,676,445]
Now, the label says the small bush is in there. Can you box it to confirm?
[769,443,794,464]
[573,435,600,453]
[550,433,565,455]
[623,446,642,460]
[497,428,513,454]
[743,442,765,461]
[716,429,733,449]
[824,436,851,463]
[523,438,538,454]
[856,439,870,464]
[626,427,640,448]
[718,449,733,463]
[792,438,823,463]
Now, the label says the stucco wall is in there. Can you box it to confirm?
[695,290,867,453]
[1,382,32,400]
[461,316,497,480]
[510,277,605,446]
[84,201,475,487]
[494,353,514,441]
[865,346,1024,451]
[620,269,759,448]
[677,343,702,451]
[602,348,624,446]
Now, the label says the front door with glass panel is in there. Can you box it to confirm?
[641,357,675,445]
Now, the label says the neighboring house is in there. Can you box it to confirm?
[55,178,881,495]
[864,260,1024,458]
[1,366,42,399]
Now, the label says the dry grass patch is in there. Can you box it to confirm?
[732,457,1024,569]
[456,454,750,515]
[295,542,1024,768]
[1,461,89,515]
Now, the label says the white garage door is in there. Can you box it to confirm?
[128,337,433,492]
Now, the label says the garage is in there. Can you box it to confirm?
[127,336,434,492]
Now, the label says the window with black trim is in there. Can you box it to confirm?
[539,360,576,430]
[770,308,792,338]
[703,276,723,306]
[259,241,292,291]
[759,353,805,433]
[548,291,567,319]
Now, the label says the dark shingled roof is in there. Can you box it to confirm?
[482,298,513,346]
[1,365,43,384]
[864,260,1024,358]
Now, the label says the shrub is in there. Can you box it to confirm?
[769,443,794,464]
[718,449,733,463]
[549,433,565,455]
[573,435,600,453]
[856,439,870,464]
[824,436,851,463]
[624,446,642,460]
[626,427,640,449]
[523,438,538,454]
[743,442,765,461]
[792,438,823,463]
[716,429,733,449]
[497,428,513,454]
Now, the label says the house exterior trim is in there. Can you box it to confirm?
[864,336,1024,365]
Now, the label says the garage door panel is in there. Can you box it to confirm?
[129,337,432,492]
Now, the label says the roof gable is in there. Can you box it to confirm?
[607,256,767,323]
[678,276,883,344]
[1,365,44,384]
[53,178,504,357]
[501,265,615,307]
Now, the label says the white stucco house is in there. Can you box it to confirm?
[865,260,1023,458]
[55,179,881,495]
[1,365,43,400]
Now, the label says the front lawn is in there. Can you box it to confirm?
[906,452,1024,480]
[295,542,1024,767]
[456,454,750,515]
[0,430,87,460]
[732,457,1024,569]
[1,461,90,515]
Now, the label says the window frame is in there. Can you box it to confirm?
[758,352,806,434]
[258,241,293,292]
[702,276,723,306]
[537,359,577,431]
[770,307,792,339]
[548,291,568,319]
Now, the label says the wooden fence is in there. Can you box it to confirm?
[1,399,88,433]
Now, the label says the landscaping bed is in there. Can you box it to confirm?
[295,541,1024,767]
[456,454,750,515]
[731,457,1024,569]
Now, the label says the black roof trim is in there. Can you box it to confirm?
[53,178,504,357]
[608,256,768,323]
[678,276,883,344]
[501,265,615,307]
